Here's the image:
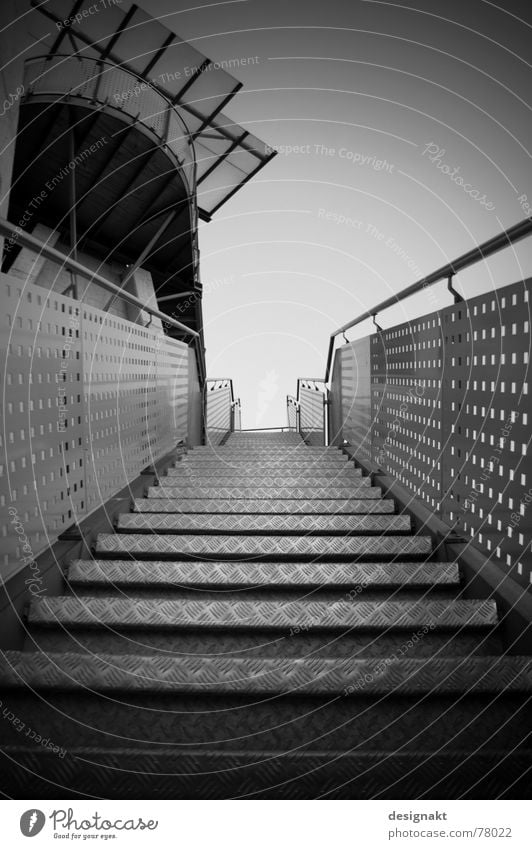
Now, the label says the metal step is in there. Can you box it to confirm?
[177,456,351,467]
[147,485,381,500]
[162,474,371,488]
[1,747,528,799]
[28,621,501,658]
[116,513,411,536]
[189,447,343,455]
[27,596,497,632]
[226,439,304,445]
[94,532,433,560]
[133,497,394,514]
[165,472,365,486]
[1,652,528,696]
[171,468,359,480]
[67,559,460,590]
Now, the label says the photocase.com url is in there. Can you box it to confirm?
[388,827,512,840]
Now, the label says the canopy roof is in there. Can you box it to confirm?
[32,0,275,219]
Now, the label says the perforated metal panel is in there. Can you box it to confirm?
[441,281,531,585]
[371,315,444,512]
[333,339,373,464]
[1,272,190,583]
[299,382,326,446]
[1,276,85,579]
[330,278,532,589]
[205,381,232,446]
[83,307,189,511]
[286,395,298,430]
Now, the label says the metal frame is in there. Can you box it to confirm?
[30,1,276,218]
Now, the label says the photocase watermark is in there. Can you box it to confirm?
[318,210,426,281]
[55,0,123,30]
[3,136,108,254]
[463,412,519,511]
[376,380,426,466]
[20,807,159,838]
[0,83,24,118]
[6,507,45,598]
[57,314,81,433]
[113,57,260,104]
[343,622,437,695]
[288,623,311,636]
[517,193,532,217]
[167,275,236,319]
[266,142,395,172]
[0,698,67,758]
[50,808,158,834]
[508,487,532,531]
[421,143,495,211]
[256,369,279,426]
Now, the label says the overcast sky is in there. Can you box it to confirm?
[33,0,532,426]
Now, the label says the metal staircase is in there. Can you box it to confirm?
[0,432,530,798]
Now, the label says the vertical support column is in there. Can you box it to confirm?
[67,108,79,299]
[0,3,26,253]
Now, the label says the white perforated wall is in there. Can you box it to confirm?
[330,278,532,589]
[1,272,190,583]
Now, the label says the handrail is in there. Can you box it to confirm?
[0,217,199,338]
[324,216,532,381]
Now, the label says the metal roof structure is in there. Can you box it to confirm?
[32,0,276,220]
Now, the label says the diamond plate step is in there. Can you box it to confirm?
[178,457,351,467]
[190,447,343,455]
[163,474,371,488]
[67,560,460,590]
[134,498,393,514]
[115,513,411,536]
[166,471,365,485]
[1,652,528,695]
[28,596,497,632]
[1,747,529,799]
[95,532,432,560]
[148,486,381,500]
[226,439,304,446]
[227,433,302,438]
[175,465,355,475]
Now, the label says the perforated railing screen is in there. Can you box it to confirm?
[0,272,191,583]
[299,382,326,446]
[330,278,531,589]
[205,381,233,445]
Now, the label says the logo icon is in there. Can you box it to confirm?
[20,810,46,837]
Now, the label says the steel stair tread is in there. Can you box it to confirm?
[172,466,357,475]
[188,448,343,455]
[2,747,528,799]
[164,474,368,486]
[27,596,497,631]
[133,498,394,515]
[94,532,432,559]
[116,513,411,535]
[176,459,352,469]
[67,559,460,588]
[0,651,527,694]
[147,486,380,499]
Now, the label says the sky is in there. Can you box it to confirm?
[25,0,532,426]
